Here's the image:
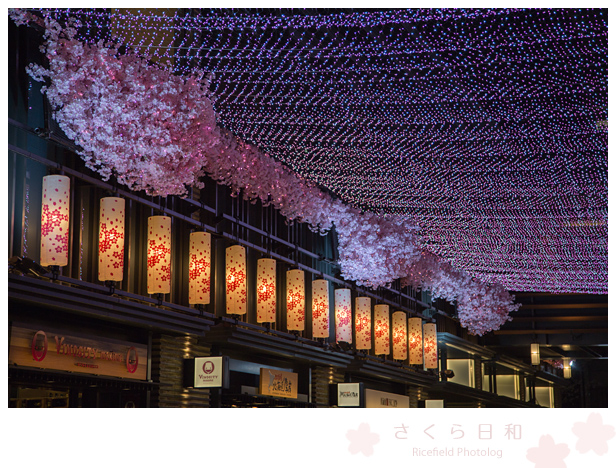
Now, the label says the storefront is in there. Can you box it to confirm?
[8,303,152,408]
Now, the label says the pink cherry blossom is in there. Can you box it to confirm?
[13,10,519,336]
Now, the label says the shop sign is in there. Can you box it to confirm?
[187,356,228,388]
[365,388,410,408]
[337,383,363,407]
[258,368,298,399]
[425,399,444,408]
[9,325,147,380]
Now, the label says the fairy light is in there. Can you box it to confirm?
[22,8,607,294]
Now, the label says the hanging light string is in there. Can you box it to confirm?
[10,9,606,331]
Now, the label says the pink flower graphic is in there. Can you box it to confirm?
[346,423,380,457]
[572,413,615,455]
[526,435,570,468]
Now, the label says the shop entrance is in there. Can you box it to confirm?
[9,386,70,408]
[8,367,150,408]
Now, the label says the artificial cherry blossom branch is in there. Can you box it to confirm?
[11,9,519,334]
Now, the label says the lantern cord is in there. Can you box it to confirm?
[105,280,116,295]
[158,196,166,217]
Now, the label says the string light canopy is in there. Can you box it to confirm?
[18,8,607,296]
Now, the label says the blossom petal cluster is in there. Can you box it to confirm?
[13,10,519,335]
[25,13,220,196]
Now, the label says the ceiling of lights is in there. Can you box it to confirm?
[31,8,608,294]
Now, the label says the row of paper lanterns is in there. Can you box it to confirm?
[39,175,438,367]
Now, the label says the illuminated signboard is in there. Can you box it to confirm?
[335,383,365,407]
[9,324,147,380]
[258,368,298,399]
[183,356,229,388]
[365,389,410,408]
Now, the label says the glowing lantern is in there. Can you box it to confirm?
[423,323,438,369]
[147,216,172,294]
[188,231,211,305]
[335,288,353,344]
[408,317,424,365]
[40,175,70,267]
[286,269,305,331]
[225,245,247,315]
[98,197,125,281]
[312,279,330,338]
[563,358,572,379]
[392,311,407,360]
[256,258,276,322]
[355,297,372,350]
[374,304,390,355]
[530,343,540,365]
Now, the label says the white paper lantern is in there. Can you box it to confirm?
[408,317,424,365]
[335,289,353,344]
[563,358,572,379]
[226,245,247,315]
[530,343,540,365]
[188,231,211,305]
[147,216,172,294]
[423,323,438,369]
[374,304,390,355]
[392,311,408,360]
[355,297,372,350]
[98,197,125,282]
[286,269,305,331]
[312,279,330,338]
[40,175,70,267]
[256,258,276,322]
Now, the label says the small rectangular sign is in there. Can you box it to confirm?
[258,368,298,399]
[425,399,444,408]
[365,388,410,408]
[194,357,224,388]
[337,383,362,407]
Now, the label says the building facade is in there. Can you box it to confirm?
[8,18,569,409]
